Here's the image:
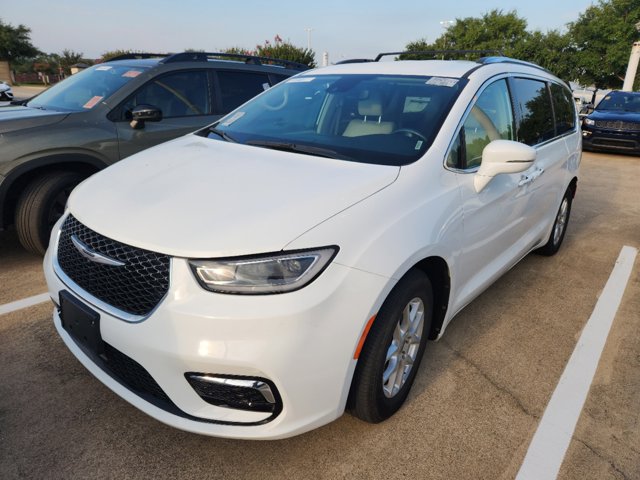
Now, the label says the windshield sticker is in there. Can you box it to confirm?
[287,77,315,83]
[262,83,271,91]
[221,111,245,126]
[426,77,459,88]
[96,66,112,71]
[415,140,424,150]
[122,70,142,78]
[82,96,104,109]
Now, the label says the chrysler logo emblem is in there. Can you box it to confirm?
[71,235,126,267]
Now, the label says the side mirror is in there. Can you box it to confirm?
[130,104,162,129]
[474,140,536,192]
[579,104,594,115]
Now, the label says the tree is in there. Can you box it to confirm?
[400,10,575,84]
[0,18,39,61]
[567,0,640,88]
[100,49,134,62]
[403,10,530,59]
[58,49,85,74]
[513,30,577,82]
[255,35,316,68]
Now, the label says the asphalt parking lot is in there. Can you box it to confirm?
[0,151,638,479]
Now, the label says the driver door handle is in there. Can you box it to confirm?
[518,167,545,187]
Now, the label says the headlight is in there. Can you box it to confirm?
[583,118,595,126]
[189,247,338,294]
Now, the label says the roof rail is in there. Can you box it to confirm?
[335,58,376,65]
[160,52,309,70]
[477,56,550,72]
[375,50,504,61]
[336,50,505,64]
[106,53,169,62]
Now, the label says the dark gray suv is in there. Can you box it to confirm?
[0,52,307,254]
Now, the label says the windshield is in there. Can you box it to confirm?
[27,64,149,112]
[200,74,466,165]
[596,91,640,113]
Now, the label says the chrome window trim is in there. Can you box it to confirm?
[443,72,578,175]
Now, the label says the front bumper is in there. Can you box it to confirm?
[582,126,640,153]
[43,224,388,439]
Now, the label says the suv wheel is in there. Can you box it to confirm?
[348,270,433,423]
[15,172,84,255]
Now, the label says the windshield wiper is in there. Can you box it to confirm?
[246,140,354,161]
[208,127,237,143]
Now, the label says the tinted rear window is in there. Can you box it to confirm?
[511,78,555,146]
[550,83,575,135]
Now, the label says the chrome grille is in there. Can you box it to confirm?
[594,120,640,131]
[56,215,170,317]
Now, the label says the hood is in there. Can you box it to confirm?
[69,135,400,258]
[588,109,640,122]
[0,106,68,133]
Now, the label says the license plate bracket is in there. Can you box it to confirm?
[59,290,103,355]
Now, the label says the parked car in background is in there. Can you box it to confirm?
[44,53,580,439]
[0,80,13,101]
[582,90,640,154]
[0,52,307,254]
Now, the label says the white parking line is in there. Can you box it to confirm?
[0,293,51,316]
[516,245,638,480]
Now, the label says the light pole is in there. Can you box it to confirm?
[622,21,640,91]
[304,27,314,51]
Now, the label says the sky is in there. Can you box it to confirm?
[3,0,597,63]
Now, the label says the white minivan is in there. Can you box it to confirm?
[44,55,580,439]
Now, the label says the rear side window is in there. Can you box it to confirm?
[511,78,555,146]
[550,83,576,135]
[216,71,271,112]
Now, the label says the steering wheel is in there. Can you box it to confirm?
[262,87,289,111]
[392,128,427,142]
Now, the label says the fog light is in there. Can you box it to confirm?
[185,373,281,414]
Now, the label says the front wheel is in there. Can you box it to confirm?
[536,187,573,256]
[15,172,85,255]
[348,270,433,423]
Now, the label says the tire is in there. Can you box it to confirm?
[15,172,85,255]
[536,186,573,256]
[348,270,433,423]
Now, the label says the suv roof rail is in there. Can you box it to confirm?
[375,50,504,61]
[477,55,551,72]
[160,52,309,70]
[337,50,505,64]
[335,58,377,65]
[106,53,169,61]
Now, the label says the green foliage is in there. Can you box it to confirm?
[0,18,40,61]
[403,10,529,59]
[221,46,257,62]
[403,1,640,88]
[513,30,577,82]
[222,37,315,67]
[100,49,135,62]
[567,0,640,88]
[59,49,85,74]
[255,36,316,68]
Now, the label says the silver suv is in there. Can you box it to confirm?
[0,52,307,254]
